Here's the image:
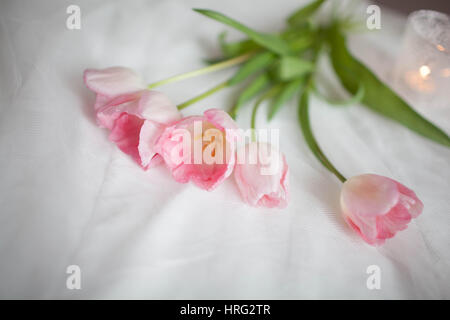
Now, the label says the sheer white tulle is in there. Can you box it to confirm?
[0,0,449,298]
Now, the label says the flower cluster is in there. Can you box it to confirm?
[82,1,444,245]
[83,65,425,245]
[84,67,289,208]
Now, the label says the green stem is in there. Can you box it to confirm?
[177,79,229,110]
[298,86,346,183]
[147,51,255,89]
[297,38,346,183]
[250,85,282,141]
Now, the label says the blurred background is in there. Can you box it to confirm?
[374,0,450,14]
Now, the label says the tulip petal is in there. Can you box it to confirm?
[138,120,165,169]
[155,110,238,191]
[340,174,423,245]
[139,91,181,123]
[84,67,181,170]
[83,67,145,98]
[96,92,142,129]
[341,174,399,218]
[394,181,424,218]
[204,108,239,131]
[234,142,288,208]
[108,113,144,164]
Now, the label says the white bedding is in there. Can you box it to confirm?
[0,0,449,299]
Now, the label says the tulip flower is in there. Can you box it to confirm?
[298,90,424,244]
[340,174,423,245]
[83,67,180,168]
[234,142,289,208]
[154,108,239,191]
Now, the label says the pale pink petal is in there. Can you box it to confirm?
[138,90,181,123]
[94,94,110,110]
[84,67,180,170]
[393,180,424,218]
[154,116,202,168]
[108,113,144,164]
[154,110,238,191]
[344,216,385,246]
[376,203,411,240]
[234,142,289,208]
[147,154,164,168]
[204,108,239,131]
[340,174,423,245]
[83,67,145,98]
[138,120,166,169]
[96,92,142,129]
[204,108,241,152]
[341,174,399,217]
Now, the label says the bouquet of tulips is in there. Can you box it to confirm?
[83,0,450,245]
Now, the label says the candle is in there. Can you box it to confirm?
[394,10,450,109]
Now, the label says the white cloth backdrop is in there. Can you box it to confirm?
[0,0,449,299]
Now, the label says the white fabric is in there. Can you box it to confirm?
[0,0,449,299]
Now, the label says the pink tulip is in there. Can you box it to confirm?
[234,142,289,208]
[340,174,423,245]
[154,108,239,191]
[83,67,180,169]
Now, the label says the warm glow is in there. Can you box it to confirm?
[442,68,450,78]
[405,71,434,93]
[437,44,445,52]
[419,65,431,79]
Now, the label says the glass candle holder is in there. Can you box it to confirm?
[393,10,450,109]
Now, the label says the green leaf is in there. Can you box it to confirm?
[194,8,291,55]
[327,25,450,147]
[251,85,282,136]
[289,35,315,53]
[281,24,317,53]
[228,51,276,86]
[287,0,325,27]
[312,82,365,107]
[230,73,271,118]
[282,22,312,39]
[276,56,314,81]
[298,88,346,182]
[268,79,303,120]
[218,32,259,57]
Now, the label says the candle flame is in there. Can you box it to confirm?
[419,65,431,79]
[405,70,434,93]
[437,44,445,52]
